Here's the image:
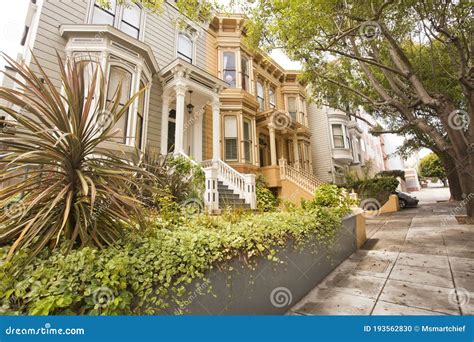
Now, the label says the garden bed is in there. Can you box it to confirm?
[165,214,357,315]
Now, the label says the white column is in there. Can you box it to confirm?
[174,85,187,155]
[293,133,300,169]
[193,109,203,162]
[160,95,171,155]
[269,124,277,166]
[212,97,221,161]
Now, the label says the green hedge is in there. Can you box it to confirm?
[342,176,399,204]
[0,207,349,315]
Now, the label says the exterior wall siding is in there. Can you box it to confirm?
[307,104,334,183]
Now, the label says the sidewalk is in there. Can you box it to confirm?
[289,188,473,315]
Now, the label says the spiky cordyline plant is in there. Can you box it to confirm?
[0,53,148,259]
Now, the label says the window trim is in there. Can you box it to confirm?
[287,96,297,121]
[224,115,238,161]
[269,86,276,109]
[222,51,237,88]
[331,123,346,149]
[176,30,196,64]
[241,56,250,92]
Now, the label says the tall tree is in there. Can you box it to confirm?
[419,153,448,186]
[247,0,473,220]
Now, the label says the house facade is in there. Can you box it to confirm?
[11,0,325,210]
[307,105,387,184]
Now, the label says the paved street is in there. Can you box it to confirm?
[289,188,474,315]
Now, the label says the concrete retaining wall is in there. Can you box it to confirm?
[165,215,357,315]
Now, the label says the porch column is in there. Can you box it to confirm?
[174,84,187,155]
[212,96,221,161]
[293,133,300,169]
[193,108,203,162]
[160,94,171,155]
[269,124,277,166]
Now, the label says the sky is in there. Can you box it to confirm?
[0,0,30,74]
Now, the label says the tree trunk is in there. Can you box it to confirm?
[455,155,474,222]
[440,153,463,201]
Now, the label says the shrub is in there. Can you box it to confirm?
[302,184,354,213]
[136,150,205,209]
[344,176,399,204]
[0,53,147,259]
[0,207,346,315]
[376,170,405,181]
[255,174,278,212]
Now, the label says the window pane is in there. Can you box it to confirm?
[243,120,251,162]
[178,33,193,63]
[92,0,116,25]
[121,22,139,39]
[224,116,237,138]
[122,4,140,27]
[256,81,264,111]
[225,139,237,160]
[269,88,276,108]
[223,52,236,87]
[107,66,132,143]
[332,124,342,135]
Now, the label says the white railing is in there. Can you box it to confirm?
[279,158,325,195]
[202,159,256,211]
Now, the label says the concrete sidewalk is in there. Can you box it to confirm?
[289,189,473,315]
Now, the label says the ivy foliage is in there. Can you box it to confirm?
[0,206,348,315]
[343,176,399,205]
[302,184,356,212]
[255,174,278,212]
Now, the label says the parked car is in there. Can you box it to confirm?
[395,190,419,208]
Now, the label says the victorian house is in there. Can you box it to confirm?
[8,0,326,210]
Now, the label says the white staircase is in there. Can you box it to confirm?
[202,159,256,211]
[279,158,325,195]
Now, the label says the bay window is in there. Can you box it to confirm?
[256,80,265,111]
[243,119,252,162]
[332,124,345,148]
[223,52,236,87]
[241,57,250,91]
[287,97,297,121]
[177,33,193,63]
[135,80,146,149]
[269,87,276,109]
[224,116,238,160]
[106,66,132,143]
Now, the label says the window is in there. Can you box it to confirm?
[120,4,141,39]
[91,1,142,39]
[92,0,117,25]
[288,97,297,121]
[167,109,176,152]
[223,52,236,87]
[106,66,132,143]
[332,124,345,148]
[224,116,238,160]
[345,126,351,148]
[256,80,265,111]
[243,119,252,162]
[177,33,193,63]
[241,57,250,91]
[269,87,276,109]
[135,80,145,148]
